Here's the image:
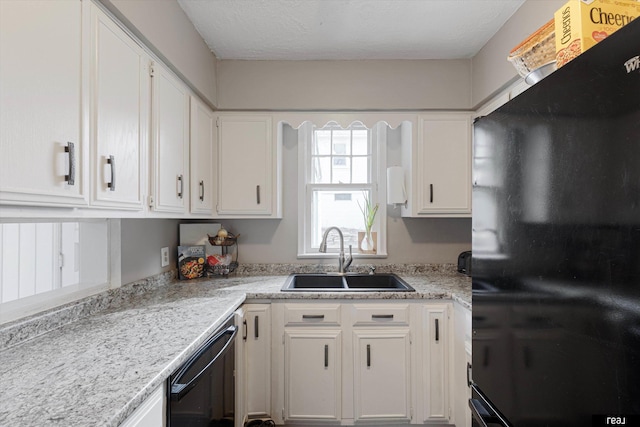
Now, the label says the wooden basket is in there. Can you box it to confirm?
[507,19,556,78]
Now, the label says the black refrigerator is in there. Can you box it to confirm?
[470,19,640,427]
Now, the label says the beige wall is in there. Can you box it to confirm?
[471,0,565,107]
[114,1,573,279]
[100,0,218,106]
[120,219,180,285]
[217,59,472,110]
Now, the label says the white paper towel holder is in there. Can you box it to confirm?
[387,166,407,208]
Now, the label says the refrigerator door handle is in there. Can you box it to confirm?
[469,383,513,427]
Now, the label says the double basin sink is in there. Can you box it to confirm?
[281,273,415,292]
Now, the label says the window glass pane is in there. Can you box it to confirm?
[314,130,331,155]
[312,157,331,183]
[311,190,370,250]
[352,130,369,155]
[332,157,351,183]
[332,130,351,155]
[352,157,369,183]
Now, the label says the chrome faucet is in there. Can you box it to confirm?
[319,226,353,274]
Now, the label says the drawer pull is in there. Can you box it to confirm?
[242,319,247,341]
[324,344,328,367]
[199,180,204,201]
[254,315,259,339]
[435,318,440,342]
[64,142,76,185]
[177,175,184,198]
[367,344,371,367]
[372,314,394,320]
[107,155,116,191]
[302,314,325,320]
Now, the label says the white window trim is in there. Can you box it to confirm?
[297,121,387,258]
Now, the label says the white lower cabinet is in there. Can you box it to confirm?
[244,304,272,420]
[453,302,472,427]
[353,329,412,422]
[266,301,459,426]
[119,385,165,427]
[285,329,342,422]
[420,304,452,424]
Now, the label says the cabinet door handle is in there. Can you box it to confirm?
[372,314,394,320]
[430,183,434,203]
[177,175,183,198]
[256,185,261,204]
[242,319,247,341]
[435,318,440,342]
[367,344,371,367]
[324,344,328,368]
[254,315,259,339]
[107,155,116,191]
[199,180,204,201]
[64,142,76,185]
[302,314,324,320]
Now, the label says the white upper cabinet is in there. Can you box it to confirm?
[0,0,88,207]
[216,115,280,217]
[403,113,472,217]
[89,4,149,210]
[151,63,190,213]
[189,97,215,215]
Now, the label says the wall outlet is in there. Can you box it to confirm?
[161,247,170,267]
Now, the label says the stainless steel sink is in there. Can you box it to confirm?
[281,273,415,292]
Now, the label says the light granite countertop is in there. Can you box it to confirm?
[0,266,470,427]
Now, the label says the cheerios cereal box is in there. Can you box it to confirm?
[555,0,640,67]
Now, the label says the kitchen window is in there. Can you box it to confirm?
[298,122,387,258]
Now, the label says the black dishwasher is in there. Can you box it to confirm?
[167,315,237,427]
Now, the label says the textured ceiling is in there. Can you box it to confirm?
[178,0,525,60]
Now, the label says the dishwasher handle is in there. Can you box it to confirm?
[469,383,513,427]
[170,324,238,402]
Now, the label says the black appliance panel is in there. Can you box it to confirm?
[167,315,237,427]
[472,19,640,427]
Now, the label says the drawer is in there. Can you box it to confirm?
[284,304,341,326]
[351,304,410,326]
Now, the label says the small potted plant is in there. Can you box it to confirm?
[358,192,379,253]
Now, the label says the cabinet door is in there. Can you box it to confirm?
[119,385,165,427]
[216,115,273,216]
[151,63,189,213]
[353,329,412,422]
[90,4,148,209]
[244,304,271,419]
[190,97,215,214]
[416,113,471,216]
[422,304,451,423]
[0,0,87,206]
[284,330,341,422]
